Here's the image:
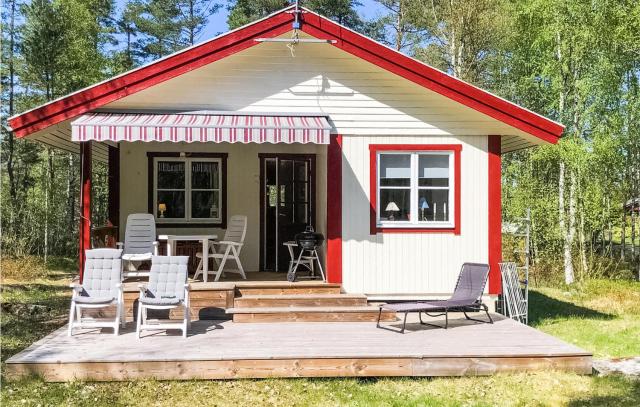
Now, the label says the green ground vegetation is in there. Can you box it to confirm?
[1,257,639,406]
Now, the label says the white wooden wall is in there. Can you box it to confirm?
[105,33,529,140]
[106,32,502,294]
[341,135,488,295]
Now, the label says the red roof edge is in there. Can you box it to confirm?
[9,6,564,143]
[300,11,563,143]
[8,9,294,138]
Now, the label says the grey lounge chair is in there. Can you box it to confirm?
[136,255,191,338]
[377,262,494,333]
[68,249,124,336]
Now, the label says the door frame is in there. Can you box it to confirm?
[259,153,316,272]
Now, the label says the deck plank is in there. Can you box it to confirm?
[5,315,591,381]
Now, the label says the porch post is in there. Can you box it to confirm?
[107,145,120,228]
[326,134,342,283]
[79,141,92,283]
[488,135,502,294]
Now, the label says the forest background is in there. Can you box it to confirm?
[1,0,639,285]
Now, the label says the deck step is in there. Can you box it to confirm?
[235,282,342,296]
[234,294,368,308]
[227,306,396,323]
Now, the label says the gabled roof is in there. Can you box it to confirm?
[8,5,564,143]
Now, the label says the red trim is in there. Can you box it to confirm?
[369,144,461,235]
[488,135,502,294]
[79,142,92,283]
[9,7,562,144]
[301,12,563,143]
[326,134,342,283]
[9,13,293,138]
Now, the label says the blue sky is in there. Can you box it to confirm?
[113,0,387,44]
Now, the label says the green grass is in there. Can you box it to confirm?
[1,373,639,406]
[1,258,639,406]
[529,279,640,358]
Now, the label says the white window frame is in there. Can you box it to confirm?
[153,157,223,224]
[376,151,455,229]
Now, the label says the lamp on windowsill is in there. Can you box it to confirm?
[385,202,400,221]
[158,203,167,218]
[419,198,430,221]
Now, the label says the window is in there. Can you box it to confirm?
[150,153,227,225]
[370,145,461,234]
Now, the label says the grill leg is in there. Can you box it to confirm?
[313,249,326,281]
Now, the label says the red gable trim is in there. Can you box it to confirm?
[300,12,563,143]
[9,7,563,143]
[9,12,293,138]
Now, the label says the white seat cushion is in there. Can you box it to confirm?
[123,253,152,262]
[74,295,115,305]
[140,296,182,306]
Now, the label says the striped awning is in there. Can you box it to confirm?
[71,113,332,144]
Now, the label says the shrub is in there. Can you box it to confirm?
[1,256,50,281]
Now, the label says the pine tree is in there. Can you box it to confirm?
[227,0,289,30]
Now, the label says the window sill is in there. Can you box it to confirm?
[373,225,460,235]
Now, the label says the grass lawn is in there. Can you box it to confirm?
[1,257,639,406]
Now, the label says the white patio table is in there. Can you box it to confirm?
[158,234,218,283]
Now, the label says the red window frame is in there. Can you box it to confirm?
[369,144,462,235]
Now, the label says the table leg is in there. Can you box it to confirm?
[167,240,174,256]
[202,238,209,283]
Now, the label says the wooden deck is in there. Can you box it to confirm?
[5,315,592,381]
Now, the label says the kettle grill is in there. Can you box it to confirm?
[287,226,325,282]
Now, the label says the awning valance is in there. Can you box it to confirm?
[71,113,332,144]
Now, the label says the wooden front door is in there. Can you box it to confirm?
[260,154,315,272]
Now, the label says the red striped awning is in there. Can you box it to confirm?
[71,113,332,144]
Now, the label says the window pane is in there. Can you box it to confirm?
[380,154,411,187]
[294,161,307,182]
[379,189,410,222]
[418,155,449,187]
[294,182,307,202]
[192,190,219,219]
[418,189,450,222]
[157,161,185,189]
[294,203,308,224]
[191,161,219,189]
[157,191,185,218]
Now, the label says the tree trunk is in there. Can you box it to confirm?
[6,0,17,206]
[395,3,403,51]
[44,148,52,263]
[621,202,627,261]
[559,162,575,284]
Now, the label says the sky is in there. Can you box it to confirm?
[113,0,387,45]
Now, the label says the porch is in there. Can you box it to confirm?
[5,313,592,381]
[76,112,341,283]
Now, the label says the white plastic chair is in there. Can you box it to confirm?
[137,256,191,338]
[117,214,159,278]
[68,249,124,336]
[194,215,247,282]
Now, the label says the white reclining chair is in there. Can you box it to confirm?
[194,215,247,282]
[117,213,159,279]
[68,248,124,336]
[136,256,191,338]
